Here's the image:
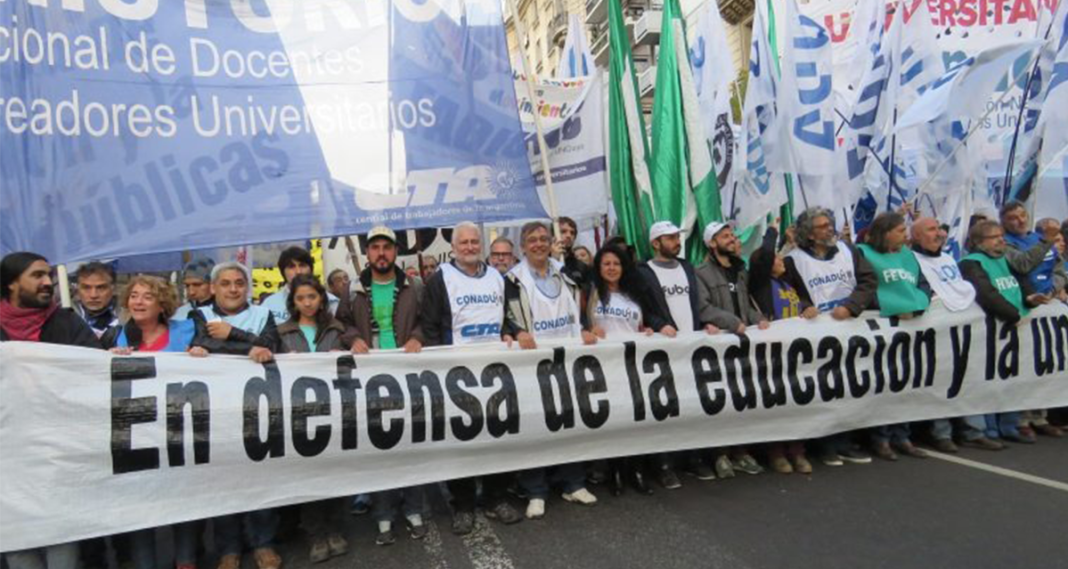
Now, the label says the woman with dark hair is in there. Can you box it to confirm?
[276,274,350,561]
[857,212,931,461]
[586,245,658,496]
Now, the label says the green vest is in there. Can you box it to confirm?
[857,244,931,317]
[962,252,1028,317]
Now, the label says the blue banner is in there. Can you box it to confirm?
[0,0,544,264]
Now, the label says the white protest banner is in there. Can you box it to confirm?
[2,303,1068,551]
[515,73,610,221]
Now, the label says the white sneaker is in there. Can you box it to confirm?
[525,498,546,519]
[562,487,598,505]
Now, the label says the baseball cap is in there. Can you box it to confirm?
[183,258,215,282]
[648,221,681,242]
[702,221,730,244]
[367,226,397,244]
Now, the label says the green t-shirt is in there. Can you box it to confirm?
[857,244,931,317]
[299,325,318,352]
[371,280,397,349]
[962,251,1028,317]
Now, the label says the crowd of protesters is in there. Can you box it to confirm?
[2,202,1067,569]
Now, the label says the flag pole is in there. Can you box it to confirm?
[1002,9,1056,201]
[506,0,561,235]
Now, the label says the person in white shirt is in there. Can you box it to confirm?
[504,221,597,519]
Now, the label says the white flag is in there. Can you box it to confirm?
[733,0,788,228]
[689,0,738,216]
[558,15,595,79]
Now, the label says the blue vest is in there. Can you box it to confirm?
[198,305,272,335]
[1004,231,1056,294]
[116,319,196,352]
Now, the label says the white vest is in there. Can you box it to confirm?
[648,262,694,332]
[592,292,642,337]
[788,242,857,312]
[915,252,976,312]
[441,263,505,345]
[512,261,581,339]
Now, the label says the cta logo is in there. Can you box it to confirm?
[460,322,501,338]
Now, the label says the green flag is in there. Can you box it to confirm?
[650,0,722,263]
[608,0,656,259]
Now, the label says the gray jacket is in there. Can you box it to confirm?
[695,256,765,331]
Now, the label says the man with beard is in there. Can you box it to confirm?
[782,207,877,466]
[1,252,99,569]
[552,216,592,286]
[488,236,518,274]
[635,221,718,487]
[423,222,524,534]
[73,261,120,337]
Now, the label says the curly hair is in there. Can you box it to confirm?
[120,275,180,322]
[592,245,642,306]
[794,207,836,249]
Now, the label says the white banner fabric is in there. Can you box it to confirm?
[2,303,1068,551]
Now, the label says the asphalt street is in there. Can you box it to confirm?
[196,433,1068,569]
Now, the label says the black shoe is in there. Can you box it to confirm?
[407,521,428,541]
[631,470,654,495]
[685,462,717,481]
[610,469,625,496]
[657,468,682,490]
[375,529,396,546]
[484,501,523,525]
[587,466,609,486]
[451,511,475,536]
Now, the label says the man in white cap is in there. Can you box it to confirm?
[634,221,717,490]
[694,221,770,478]
[695,221,770,335]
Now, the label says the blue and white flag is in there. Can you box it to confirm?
[689,0,737,215]
[895,40,1044,133]
[558,15,595,79]
[0,0,545,264]
[733,0,788,228]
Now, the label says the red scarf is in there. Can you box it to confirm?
[0,300,59,342]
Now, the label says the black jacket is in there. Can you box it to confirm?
[749,228,787,319]
[635,259,701,332]
[189,305,280,354]
[0,308,100,348]
[959,256,1038,325]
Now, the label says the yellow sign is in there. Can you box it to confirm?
[251,240,326,301]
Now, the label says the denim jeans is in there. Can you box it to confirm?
[872,423,911,445]
[371,486,426,524]
[932,416,988,442]
[301,499,346,539]
[214,510,278,555]
[518,463,586,499]
[5,544,79,569]
[995,412,1022,438]
[128,522,200,569]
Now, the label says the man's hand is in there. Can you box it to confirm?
[248,347,273,363]
[757,320,770,330]
[592,325,607,339]
[1026,293,1051,306]
[831,306,853,320]
[734,323,746,335]
[403,338,423,353]
[1058,289,1068,302]
[642,327,655,336]
[551,239,567,260]
[705,323,720,335]
[581,330,598,345]
[502,334,515,348]
[188,346,208,358]
[517,331,537,350]
[659,325,678,338]
[351,338,370,354]
[801,306,819,320]
[206,320,232,340]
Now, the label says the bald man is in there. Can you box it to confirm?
[911,218,1006,452]
[910,218,976,313]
